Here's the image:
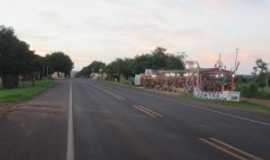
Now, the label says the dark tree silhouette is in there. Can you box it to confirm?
[104,47,185,81]
[46,52,74,78]
[0,26,34,88]
[77,61,106,77]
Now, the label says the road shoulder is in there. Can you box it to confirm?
[0,80,69,160]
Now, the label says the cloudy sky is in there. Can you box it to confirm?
[1,0,269,74]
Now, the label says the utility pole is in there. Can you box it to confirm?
[235,48,239,70]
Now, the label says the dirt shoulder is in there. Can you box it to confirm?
[242,97,270,108]
[0,80,69,160]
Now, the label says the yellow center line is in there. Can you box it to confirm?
[199,138,264,160]
[199,138,248,160]
[133,105,157,119]
[209,138,264,160]
[138,105,163,118]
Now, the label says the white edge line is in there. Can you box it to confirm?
[147,93,270,127]
[67,80,74,160]
[195,106,270,127]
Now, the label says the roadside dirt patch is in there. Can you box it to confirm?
[0,103,18,118]
[0,103,64,118]
[242,97,270,108]
[15,104,64,115]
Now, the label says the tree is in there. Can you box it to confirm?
[0,26,35,88]
[76,66,91,78]
[106,58,126,81]
[46,52,74,78]
[151,47,167,69]
[80,47,185,81]
[253,58,269,88]
[133,54,154,74]
[133,47,185,74]
[76,61,106,77]
[28,54,47,81]
[122,58,135,79]
[165,54,185,70]
[253,59,268,75]
[89,61,106,73]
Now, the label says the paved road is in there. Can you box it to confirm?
[1,78,270,160]
[72,79,270,160]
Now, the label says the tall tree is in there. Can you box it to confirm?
[165,54,185,70]
[133,47,184,73]
[106,58,126,81]
[253,58,269,88]
[0,26,34,88]
[89,61,106,73]
[46,52,74,78]
[81,47,185,81]
[133,54,154,74]
[151,47,167,69]
[76,61,106,77]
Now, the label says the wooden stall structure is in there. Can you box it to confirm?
[140,69,186,92]
[197,68,235,92]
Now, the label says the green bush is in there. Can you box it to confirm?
[250,83,259,93]
[238,83,270,99]
[241,83,259,97]
[258,91,270,99]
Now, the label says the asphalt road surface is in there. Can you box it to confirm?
[1,78,270,160]
[72,79,270,160]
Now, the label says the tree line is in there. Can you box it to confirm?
[0,26,73,89]
[235,58,270,98]
[77,47,185,81]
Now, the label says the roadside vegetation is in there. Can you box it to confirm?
[0,25,73,89]
[0,25,74,102]
[0,80,55,102]
[236,83,270,99]
[235,58,270,99]
[77,47,185,81]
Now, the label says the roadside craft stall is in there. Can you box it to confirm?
[134,55,240,101]
[139,69,186,92]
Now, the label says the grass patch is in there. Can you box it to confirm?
[232,100,270,112]
[0,80,55,102]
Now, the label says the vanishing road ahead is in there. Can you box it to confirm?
[1,78,270,160]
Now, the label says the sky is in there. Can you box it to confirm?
[1,0,269,74]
